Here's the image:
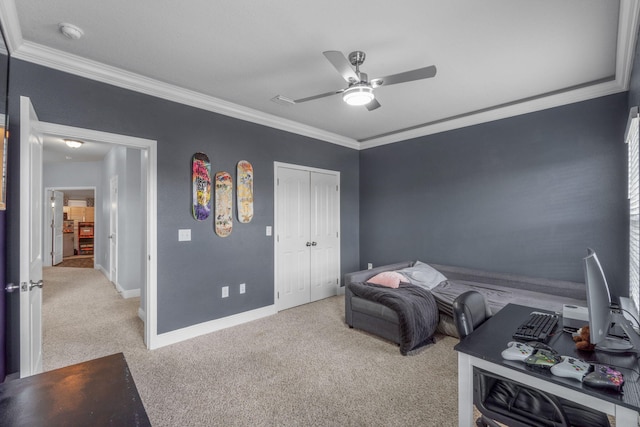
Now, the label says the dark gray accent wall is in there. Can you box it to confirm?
[5,59,359,371]
[360,93,628,297]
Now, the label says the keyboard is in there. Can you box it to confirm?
[512,312,559,343]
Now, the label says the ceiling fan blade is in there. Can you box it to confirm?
[323,51,359,83]
[372,65,437,87]
[365,99,381,111]
[294,89,344,104]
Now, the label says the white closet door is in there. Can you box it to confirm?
[309,172,340,302]
[276,167,311,310]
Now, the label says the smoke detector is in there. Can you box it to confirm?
[59,23,84,40]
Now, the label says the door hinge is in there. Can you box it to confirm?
[277,178,280,186]
[336,185,339,191]
[277,291,279,299]
[336,278,339,285]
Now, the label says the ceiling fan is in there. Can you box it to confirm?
[274,50,437,111]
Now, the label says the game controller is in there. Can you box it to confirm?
[583,365,625,391]
[524,348,562,369]
[501,341,535,361]
[550,356,592,381]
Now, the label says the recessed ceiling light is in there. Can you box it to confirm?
[65,139,84,148]
[59,23,84,40]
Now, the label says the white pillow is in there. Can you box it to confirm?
[397,261,447,290]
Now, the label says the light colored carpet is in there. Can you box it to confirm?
[43,267,461,426]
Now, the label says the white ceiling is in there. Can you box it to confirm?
[42,134,112,163]
[1,0,638,151]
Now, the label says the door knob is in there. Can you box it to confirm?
[306,242,311,247]
[4,283,19,293]
[311,242,317,246]
[29,280,44,291]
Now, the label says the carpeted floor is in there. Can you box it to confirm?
[43,266,463,426]
[54,256,94,268]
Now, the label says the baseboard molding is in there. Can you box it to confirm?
[152,305,277,349]
[138,307,145,321]
[118,287,141,299]
[96,263,108,277]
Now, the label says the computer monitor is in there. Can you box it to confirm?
[583,249,640,352]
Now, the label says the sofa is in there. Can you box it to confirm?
[344,260,588,344]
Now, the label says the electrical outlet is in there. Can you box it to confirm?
[239,283,246,294]
[367,263,373,270]
[221,286,229,298]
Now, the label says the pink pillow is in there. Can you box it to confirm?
[366,271,405,288]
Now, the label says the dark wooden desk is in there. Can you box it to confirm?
[0,353,151,426]
[455,303,640,426]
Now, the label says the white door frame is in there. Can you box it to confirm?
[273,161,341,311]
[24,102,159,350]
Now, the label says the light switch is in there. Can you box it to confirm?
[266,226,272,236]
[178,229,191,241]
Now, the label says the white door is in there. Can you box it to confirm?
[19,96,44,377]
[110,175,118,285]
[275,164,340,311]
[309,172,340,302]
[276,167,311,310]
[51,190,63,265]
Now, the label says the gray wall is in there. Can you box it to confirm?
[5,58,360,373]
[359,93,629,297]
[100,146,145,294]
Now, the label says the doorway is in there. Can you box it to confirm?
[18,102,158,377]
[44,187,96,269]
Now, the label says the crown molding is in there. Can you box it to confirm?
[3,0,639,151]
[11,40,360,150]
[0,0,21,53]
[360,0,640,149]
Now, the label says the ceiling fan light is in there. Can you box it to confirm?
[65,139,84,148]
[342,85,374,106]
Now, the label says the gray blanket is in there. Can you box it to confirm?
[349,282,439,355]
[431,279,588,318]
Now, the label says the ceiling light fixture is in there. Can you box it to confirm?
[59,23,84,40]
[342,84,374,106]
[65,139,84,148]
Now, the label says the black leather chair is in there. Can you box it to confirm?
[452,291,610,427]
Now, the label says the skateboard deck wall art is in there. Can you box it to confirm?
[191,152,211,221]
[237,160,254,223]
[215,171,233,237]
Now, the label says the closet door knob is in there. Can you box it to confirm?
[306,242,311,247]
[311,242,317,246]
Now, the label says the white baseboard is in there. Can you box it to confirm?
[96,263,108,277]
[118,287,140,299]
[99,266,139,299]
[138,307,145,321]
[152,305,277,349]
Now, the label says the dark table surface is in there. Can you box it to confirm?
[454,303,640,412]
[0,352,151,426]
